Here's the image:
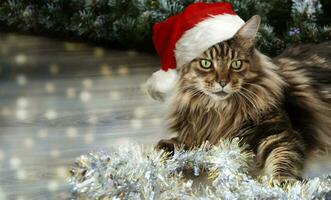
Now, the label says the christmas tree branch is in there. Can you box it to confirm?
[1,0,330,56]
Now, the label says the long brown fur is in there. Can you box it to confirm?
[274,42,331,150]
[156,16,331,180]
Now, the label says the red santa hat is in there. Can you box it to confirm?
[146,2,245,101]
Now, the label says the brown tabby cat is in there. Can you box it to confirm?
[156,15,331,181]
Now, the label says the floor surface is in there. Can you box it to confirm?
[0,33,167,200]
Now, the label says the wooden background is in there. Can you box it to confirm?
[0,33,330,200]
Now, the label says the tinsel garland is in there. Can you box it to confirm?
[69,139,331,199]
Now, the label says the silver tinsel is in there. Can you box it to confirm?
[69,139,331,199]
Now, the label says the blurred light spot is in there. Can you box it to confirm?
[94,47,105,58]
[134,107,145,118]
[100,64,112,77]
[16,196,25,200]
[24,138,34,149]
[16,74,27,86]
[38,129,48,139]
[56,166,68,178]
[84,133,95,144]
[87,115,98,125]
[17,169,27,180]
[49,64,59,75]
[82,79,93,89]
[80,90,91,102]
[109,91,121,100]
[130,119,142,129]
[47,180,59,191]
[64,42,76,51]
[45,82,55,93]
[66,127,78,139]
[17,97,29,108]
[152,118,162,125]
[45,109,57,120]
[0,187,6,200]
[66,87,76,98]
[16,109,28,120]
[117,65,129,76]
[10,157,21,169]
[127,50,137,57]
[50,149,60,158]
[15,54,27,65]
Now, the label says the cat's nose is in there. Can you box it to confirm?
[219,81,227,87]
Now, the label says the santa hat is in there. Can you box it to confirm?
[146,2,245,101]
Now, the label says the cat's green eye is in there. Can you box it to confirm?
[231,60,242,70]
[200,59,212,69]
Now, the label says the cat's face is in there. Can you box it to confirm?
[187,42,253,100]
[179,16,261,101]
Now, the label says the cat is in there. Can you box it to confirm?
[155,15,331,181]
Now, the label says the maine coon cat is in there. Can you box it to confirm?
[155,15,331,181]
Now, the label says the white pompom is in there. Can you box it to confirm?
[145,69,178,101]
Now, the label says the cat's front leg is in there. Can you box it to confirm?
[256,130,306,181]
[155,137,179,154]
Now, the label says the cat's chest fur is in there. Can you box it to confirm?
[167,99,250,148]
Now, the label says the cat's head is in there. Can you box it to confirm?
[178,15,265,101]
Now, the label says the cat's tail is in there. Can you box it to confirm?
[282,68,331,150]
[275,42,331,150]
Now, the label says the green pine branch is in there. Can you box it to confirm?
[0,0,330,55]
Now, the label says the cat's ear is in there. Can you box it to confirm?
[233,15,261,50]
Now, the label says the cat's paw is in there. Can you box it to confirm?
[155,138,178,155]
[269,175,302,187]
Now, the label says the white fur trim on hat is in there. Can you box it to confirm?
[145,69,178,101]
[175,14,245,68]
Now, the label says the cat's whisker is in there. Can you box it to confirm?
[242,81,260,87]
[185,88,204,99]
[241,82,280,109]
[237,90,260,116]
[240,87,264,109]
[242,81,266,92]
[233,94,241,106]
[240,87,260,99]
[190,91,203,98]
